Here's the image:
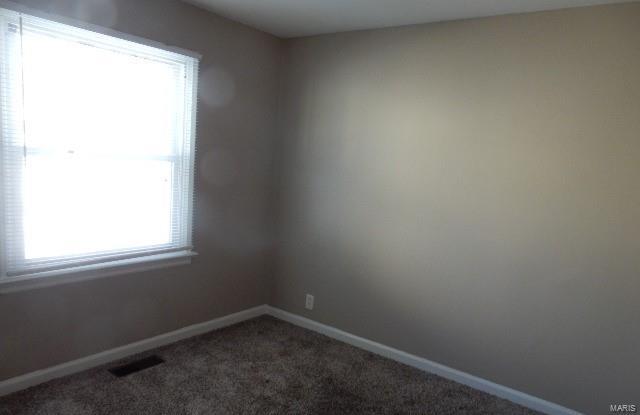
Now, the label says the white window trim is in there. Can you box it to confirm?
[0,250,198,293]
[0,2,201,292]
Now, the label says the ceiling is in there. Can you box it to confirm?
[183,0,631,38]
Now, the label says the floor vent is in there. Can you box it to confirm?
[108,355,165,378]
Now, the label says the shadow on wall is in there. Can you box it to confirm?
[274,11,640,410]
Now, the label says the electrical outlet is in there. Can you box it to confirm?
[305,294,314,310]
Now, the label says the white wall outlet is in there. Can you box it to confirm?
[305,294,314,310]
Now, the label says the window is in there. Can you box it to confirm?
[0,8,199,287]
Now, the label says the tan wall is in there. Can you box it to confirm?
[2,1,639,412]
[273,3,640,413]
[0,0,282,380]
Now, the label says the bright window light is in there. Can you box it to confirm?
[0,8,199,278]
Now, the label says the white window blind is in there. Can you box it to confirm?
[0,8,199,280]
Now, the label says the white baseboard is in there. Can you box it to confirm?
[265,306,582,415]
[0,303,581,415]
[0,304,268,397]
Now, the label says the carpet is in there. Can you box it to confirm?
[0,316,541,414]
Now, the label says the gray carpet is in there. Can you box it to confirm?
[0,316,540,414]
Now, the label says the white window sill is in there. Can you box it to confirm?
[0,250,197,294]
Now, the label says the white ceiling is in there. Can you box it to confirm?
[183,0,631,38]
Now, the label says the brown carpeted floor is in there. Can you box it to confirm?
[0,316,540,414]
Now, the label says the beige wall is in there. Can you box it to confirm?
[273,3,640,413]
[0,0,282,380]
[1,1,639,413]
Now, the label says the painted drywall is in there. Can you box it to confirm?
[0,0,282,380]
[273,3,640,413]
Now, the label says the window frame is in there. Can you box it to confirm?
[0,4,201,292]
